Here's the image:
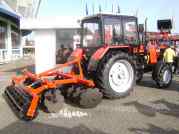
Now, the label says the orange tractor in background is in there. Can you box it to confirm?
[4,14,176,120]
[135,19,179,83]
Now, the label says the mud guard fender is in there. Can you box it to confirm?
[87,47,110,71]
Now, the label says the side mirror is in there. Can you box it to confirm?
[138,24,144,33]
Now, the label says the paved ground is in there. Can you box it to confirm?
[0,58,179,134]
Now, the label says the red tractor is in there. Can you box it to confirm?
[77,14,173,91]
[4,14,173,120]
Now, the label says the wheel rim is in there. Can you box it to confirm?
[109,60,134,93]
[162,69,171,84]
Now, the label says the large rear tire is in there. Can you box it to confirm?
[97,52,135,99]
[152,61,172,88]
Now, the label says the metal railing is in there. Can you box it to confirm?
[0,49,21,64]
[12,48,21,60]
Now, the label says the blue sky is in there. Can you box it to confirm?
[38,0,179,33]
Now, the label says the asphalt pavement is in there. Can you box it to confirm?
[0,58,179,134]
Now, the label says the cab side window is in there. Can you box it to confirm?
[83,22,101,47]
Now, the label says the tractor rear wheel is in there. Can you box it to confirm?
[97,52,135,99]
[152,61,172,88]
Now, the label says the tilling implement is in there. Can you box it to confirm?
[4,50,102,120]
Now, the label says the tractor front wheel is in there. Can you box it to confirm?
[152,61,172,88]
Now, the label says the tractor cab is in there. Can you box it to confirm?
[81,14,139,48]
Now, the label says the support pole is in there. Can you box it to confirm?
[7,21,12,61]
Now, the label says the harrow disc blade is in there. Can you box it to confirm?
[78,88,103,108]
[44,90,64,113]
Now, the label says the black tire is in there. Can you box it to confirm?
[152,61,172,88]
[97,52,135,99]
[136,70,143,83]
[152,60,164,81]
[78,88,103,108]
[44,90,64,113]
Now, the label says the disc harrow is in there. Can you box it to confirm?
[4,57,102,120]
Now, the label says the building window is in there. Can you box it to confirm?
[0,21,7,49]
[11,26,20,49]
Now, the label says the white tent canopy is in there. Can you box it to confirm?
[20,16,81,30]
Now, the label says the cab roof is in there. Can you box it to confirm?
[82,13,137,22]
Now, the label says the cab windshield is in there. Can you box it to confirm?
[82,21,102,47]
[103,17,138,45]
[123,19,138,44]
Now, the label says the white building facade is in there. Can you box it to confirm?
[0,0,40,63]
[21,17,80,73]
[0,1,21,63]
